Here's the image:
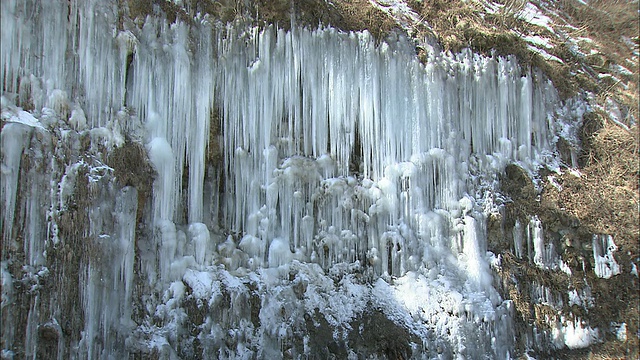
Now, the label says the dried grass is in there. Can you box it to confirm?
[499,112,639,357]
[538,118,639,357]
[558,0,639,122]
[207,109,224,166]
[128,0,399,41]
[107,141,155,221]
[331,0,398,40]
[547,119,639,249]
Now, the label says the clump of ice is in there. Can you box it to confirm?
[552,317,599,349]
[614,322,627,342]
[189,223,210,266]
[592,234,621,279]
[1,262,13,310]
[517,3,555,34]
[68,106,87,131]
[268,238,293,268]
[47,89,70,120]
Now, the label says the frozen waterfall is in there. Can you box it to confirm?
[1,0,581,358]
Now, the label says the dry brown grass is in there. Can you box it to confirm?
[551,117,639,247]
[559,0,639,47]
[557,0,640,123]
[537,115,639,357]
[499,109,639,357]
[229,0,399,39]
[330,0,399,40]
[125,0,399,41]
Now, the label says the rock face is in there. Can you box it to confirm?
[1,0,638,359]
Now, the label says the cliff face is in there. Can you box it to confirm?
[1,0,638,359]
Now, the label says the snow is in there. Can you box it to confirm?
[369,0,424,35]
[481,1,502,15]
[183,269,217,300]
[558,260,572,276]
[547,175,562,191]
[1,107,46,129]
[598,98,632,131]
[598,73,621,82]
[568,289,581,307]
[527,45,563,63]
[612,64,633,77]
[523,35,553,49]
[517,3,555,34]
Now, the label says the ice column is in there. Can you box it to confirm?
[592,234,620,279]
[1,123,33,246]
[80,186,138,360]
[114,186,138,323]
[76,0,128,127]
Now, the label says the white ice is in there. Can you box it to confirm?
[592,234,621,279]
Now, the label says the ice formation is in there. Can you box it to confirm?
[1,0,591,358]
[592,234,621,279]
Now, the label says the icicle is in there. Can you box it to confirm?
[1,261,15,355]
[461,214,493,291]
[592,234,620,279]
[513,219,524,258]
[115,186,138,322]
[1,123,32,245]
[186,25,214,224]
[527,216,545,267]
[147,136,175,222]
[159,220,178,281]
[76,0,125,127]
[189,223,210,267]
[215,26,559,270]
[24,129,51,268]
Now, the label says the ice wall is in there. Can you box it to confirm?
[216,26,558,276]
[1,0,577,358]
